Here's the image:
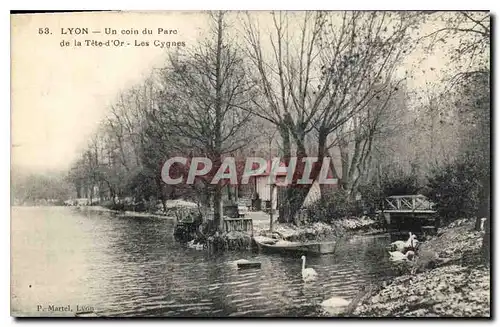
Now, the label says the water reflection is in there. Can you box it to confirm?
[12,207,393,317]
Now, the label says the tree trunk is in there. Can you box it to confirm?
[320,152,340,201]
[75,181,82,198]
[212,11,224,230]
[281,140,312,224]
[104,180,116,205]
[156,174,167,214]
[280,129,327,224]
[89,185,93,205]
[213,186,222,230]
[339,139,350,191]
[279,124,292,223]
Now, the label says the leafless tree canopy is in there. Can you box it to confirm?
[66,11,489,227]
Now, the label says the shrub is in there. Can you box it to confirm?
[306,189,358,223]
[359,167,422,213]
[101,200,125,211]
[424,155,484,222]
[359,179,384,215]
[381,169,421,197]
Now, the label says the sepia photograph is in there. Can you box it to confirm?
[10,10,491,318]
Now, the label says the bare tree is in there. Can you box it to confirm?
[158,11,255,229]
[425,11,490,256]
[242,11,418,222]
[333,83,407,197]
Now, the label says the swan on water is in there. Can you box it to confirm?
[320,296,350,315]
[321,296,350,308]
[389,250,415,262]
[301,255,317,282]
[187,239,205,250]
[389,232,418,252]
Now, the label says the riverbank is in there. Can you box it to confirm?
[74,205,175,220]
[351,218,490,317]
[78,205,382,248]
[253,213,382,243]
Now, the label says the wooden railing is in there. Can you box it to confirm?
[384,195,436,213]
[223,218,253,235]
[174,207,201,223]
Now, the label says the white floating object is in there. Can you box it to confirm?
[301,255,318,282]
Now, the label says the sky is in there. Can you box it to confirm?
[11,12,208,172]
[10,11,453,173]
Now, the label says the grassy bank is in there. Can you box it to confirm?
[352,218,490,317]
[254,215,382,243]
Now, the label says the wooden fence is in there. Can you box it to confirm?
[222,218,253,235]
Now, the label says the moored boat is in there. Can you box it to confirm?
[253,236,336,255]
[237,261,262,269]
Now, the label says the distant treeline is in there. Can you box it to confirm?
[11,169,74,204]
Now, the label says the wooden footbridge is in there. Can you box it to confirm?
[377,195,438,233]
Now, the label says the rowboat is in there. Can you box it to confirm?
[237,261,262,269]
[253,236,337,255]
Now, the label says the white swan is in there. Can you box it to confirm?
[75,311,99,317]
[187,239,204,250]
[321,296,350,307]
[320,296,350,315]
[389,232,418,252]
[480,217,487,231]
[301,255,317,282]
[389,250,415,262]
[407,232,418,247]
[389,241,405,252]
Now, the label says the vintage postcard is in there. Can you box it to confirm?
[11,10,491,318]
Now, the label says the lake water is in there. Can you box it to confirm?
[11,206,394,317]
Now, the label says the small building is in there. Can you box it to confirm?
[252,158,338,210]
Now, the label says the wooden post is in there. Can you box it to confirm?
[219,199,224,231]
[270,183,274,232]
[384,212,391,225]
[268,130,277,232]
